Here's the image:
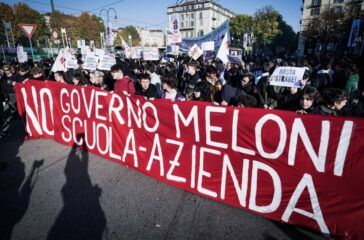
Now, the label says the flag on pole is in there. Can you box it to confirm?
[51,49,67,72]
[216,32,229,64]
[120,36,131,58]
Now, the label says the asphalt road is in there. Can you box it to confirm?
[0,120,326,240]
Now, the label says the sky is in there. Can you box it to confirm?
[3,0,302,32]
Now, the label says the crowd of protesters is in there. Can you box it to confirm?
[0,51,363,139]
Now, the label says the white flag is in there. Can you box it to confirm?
[216,32,229,64]
[120,36,131,58]
[51,49,67,72]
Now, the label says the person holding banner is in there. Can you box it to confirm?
[30,67,45,81]
[295,86,321,115]
[54,71,68,84]
[110,63,135,96]
[72,73,89,86]
[89,70,109,91]
[193,80,212,102]
[160,74,185,101]
[314,88,349,116]
[135,73,159,100]
[17,64,31,82]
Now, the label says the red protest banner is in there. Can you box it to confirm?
[15,80,364,239]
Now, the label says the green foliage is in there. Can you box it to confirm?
[252,6,281,47]
[229,14,252,47]
[119,25,141,46]
[272,15,298,54]
[0,3,16,46]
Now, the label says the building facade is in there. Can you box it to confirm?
[298,0,364,55]
[136,28,165,47]
[167,0,234,38]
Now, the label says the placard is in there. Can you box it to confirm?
[143,47,159,61]
[270,67,306,88]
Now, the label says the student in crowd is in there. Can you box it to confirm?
[345,64,359,97]
[54,71,68,84]
[314,88,349,116]
[72,73,89,86]
[183,61,201,100]
[236,94,258,108]
[193,80,212,102]
[135,73,159,100]
[17,64,31,82]
[110,63,135,95]
[146,64,162,97]
[160,74,184,101]
[1,65,20,116]
[296,86,321,115]
[30,67,45,81]
[90,70,109,91]
[235,73,259,106]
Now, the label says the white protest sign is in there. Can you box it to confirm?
[95,48,105,57]
[98,54,116,71]
[188,44,203,60]
[83,55,99,71]
[77,40,82,48]
[81,46,90,55]
[17,46,28,63]
[167,29,182,44]
[65,58,78,69]
[131,47,143,59]
[270,67,306,88]
[201,41,215,51]
[143,47,159,61]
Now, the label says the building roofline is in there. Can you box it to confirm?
[167,0,235,15]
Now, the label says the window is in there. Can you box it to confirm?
[191,21,194,27]
[334,6,343,14]
[198,30,204,37]
[181,14,184,21]
[334,0,343,3]
[312,0,321,6]
[191,13,194,19]
[181,22,184,28]
[199,12,203,19]
[311,8,320,16]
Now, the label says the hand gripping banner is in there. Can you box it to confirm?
[15,81,364,239]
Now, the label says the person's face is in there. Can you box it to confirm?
[194,90,201,99]
[207,72,217,79]
[19,69,28,76]
[300,94,313,110]
[187,66,196,75]
[55,73,64,83]
[72,78,80,85]
[241,77,250,86]
[334,99,347,110]
[33,72,42,79]
[140,78,150,90]
[301,78,308,87]
[162,82,170,90]
[4,68,12,76]
[111,70,123,80]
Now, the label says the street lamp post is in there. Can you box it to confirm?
[99,8,117,50]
